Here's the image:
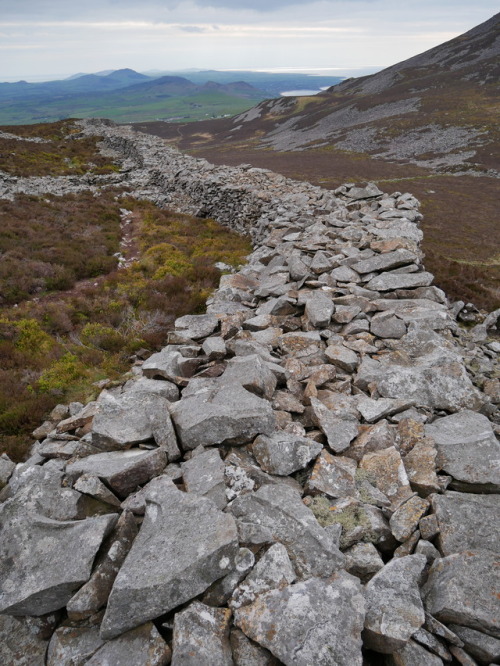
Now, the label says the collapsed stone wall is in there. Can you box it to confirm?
[0,119,499,665]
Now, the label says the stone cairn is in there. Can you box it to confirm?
[0,119,499,665]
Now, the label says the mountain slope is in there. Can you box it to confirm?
[161,12,499,175]
[135,13,499,310]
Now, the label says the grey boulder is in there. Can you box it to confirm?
[0,508,116,615]
[230,483,344,578]
[172,602,232,666]
[252,432,322,476]
[182,448,227,509]
[87,622,171,666]
[101,477,239,639]
[423,550,500,638]
[170,383,276,450]
[425,410,500,492]
[234,572,365,666]
[363,554,427,653]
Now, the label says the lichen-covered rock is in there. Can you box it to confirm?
[234,572,365,665]
[389,496,430,542]
[359,446,413,508]
[0,614,53,666]
[66,448,167,499]
[66,511,138,621]
[386,639,445,666]
[431,491,500,555]
[182,448,227,509]
[47,626,105,666]
[252,432,322,476]
[425,410,500,492]
[310,397,359,453]
[306,451,357,498]
[0,506,117,615]
[230,543,296,609]
[172,602,232,666]
[174,313,219,339]
[230,628,278,666]
[101,477,239,639]
[230,483,344,578]
[363,554,427,653]
[87,622,171,666]
[170,383,276,450]
[423,550,500,638]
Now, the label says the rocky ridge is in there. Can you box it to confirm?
[0,119,499,665]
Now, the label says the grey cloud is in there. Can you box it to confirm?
[178,25,207,32]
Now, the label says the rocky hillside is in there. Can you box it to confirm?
[0,119,499,664]
[137,13,500,312]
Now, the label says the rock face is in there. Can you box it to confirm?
[100,477,239,639]
[1,118,499,664]
[234,572,365,665]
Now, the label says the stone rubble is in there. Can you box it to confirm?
[0,118,498,664]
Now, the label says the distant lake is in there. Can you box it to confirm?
[280,89,321,97]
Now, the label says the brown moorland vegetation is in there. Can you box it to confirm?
[0,119,119,177]
[0,163,251,461]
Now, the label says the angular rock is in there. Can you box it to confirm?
[55,401,97,434]
[419,514,440,541]
[304,290,334,327]
[423,550,500,638]
[425,411,500,492]
[366,271,433,292]
[310,397,359,453]
[175,313,219,339]
[370,311,407,339]
[306,451,357,498]
[357,397,413,423]
[344,542,384,582]
[201,548,255,607]
[172,602,232,666]
[359,447,413,508]
[67,448,167,499]
[356,331,481,412]
[387,639,445,666]
[234,572,365,666]
[403,439,440,496]
[448,623,500,665]
[230,628,278,666]
[351,249,417,275]
[363,554,427,653]
[202,335,227,360]
[431,491,500,555]
[252,432,322,476]
[125,376,180,401]
[389,496,430,542]
[0,614,53,666]
[230,543,296,609]
[87,622,171,666]
[92,391,174,451]
[412,627,452,661]
[0,508,116,615]
[0,454,15,490]
[74,474,121,507]
[223,354,277,400]
[182,448,227,509]
[344,420,396,462]
[101,477,239,639]
[142,349,200,382]
[170,383,276,450]
[230,483,344,578]
[66,511,138,620]
[325,343,359,372]
[47,626,105,666]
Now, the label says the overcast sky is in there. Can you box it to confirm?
[0,0,497,80]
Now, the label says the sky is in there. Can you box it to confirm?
[0,0,497,81]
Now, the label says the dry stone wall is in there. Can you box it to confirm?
[0,119,499,665]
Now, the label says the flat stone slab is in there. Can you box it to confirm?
[366,271,433,292]
[351,249,417,275]
[425,410,500,492]
[170,383,276,450]
[172,602,232,666]
[363,554,427,653]
[66,448,167,499]
[174,314,219,339]
[47,626,105,666]
[234,572,365,666]
[230,483,344,578]
[0,507,116,616]
[423,550,500,639]
[252,432,322,476]
[432,491,500,555]
[306,451,357,499]
[101,477,239,639]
